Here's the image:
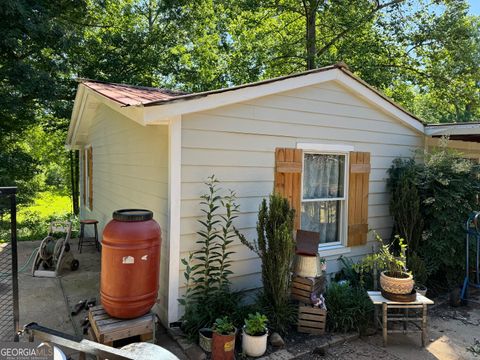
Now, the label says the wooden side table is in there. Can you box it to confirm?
[367,291,434,347]
[88,305,156,350]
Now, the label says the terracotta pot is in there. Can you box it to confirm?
[199,328,213,353]
[242,327,268,357]
[380,271,414,295]
[212,329,236,360]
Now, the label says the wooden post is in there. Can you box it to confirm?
[422,304,427,347]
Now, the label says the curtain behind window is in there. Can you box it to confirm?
[301,154,344,243]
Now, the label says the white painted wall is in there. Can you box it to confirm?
[79,104,170,325]
[178,80,425,311]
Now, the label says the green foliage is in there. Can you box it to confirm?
[408,252,428,286]
[213,316,235,335]
[325,281,374,333]
[388,145,480,288]
[355,233,409,280]
[387,158,424,253]
[237,193,296,334]
[335,256,368,289]
[179,176,241,339]
[0,191,74,243]
[244,312,268,336]
[180,288,243,340]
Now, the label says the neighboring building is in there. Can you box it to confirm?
[66,63,480,326]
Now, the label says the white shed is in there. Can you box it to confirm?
[66,63,480,326]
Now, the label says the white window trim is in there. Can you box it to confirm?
[297,143,353,255]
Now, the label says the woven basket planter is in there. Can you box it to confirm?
[294,254,322,278]
[380,271,414,295]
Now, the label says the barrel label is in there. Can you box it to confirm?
[122,256,135,264]
[224,340,234,352]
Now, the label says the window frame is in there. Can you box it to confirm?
[297,143,353,249]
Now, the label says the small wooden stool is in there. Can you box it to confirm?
[78,219,99,253]
[88,305,156,350]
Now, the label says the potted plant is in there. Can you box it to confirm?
[198,327,213,353]
[357,234,414,295]
[242,313,268,357]
[212,316,236,360]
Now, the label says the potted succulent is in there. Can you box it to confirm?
[211,316,236,360]
[242,313,268,357]
[357,234,414,295]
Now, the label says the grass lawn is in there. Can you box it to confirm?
[1,191,75,242]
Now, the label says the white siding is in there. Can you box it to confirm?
[79,104,170,325]
[178,80,425,301]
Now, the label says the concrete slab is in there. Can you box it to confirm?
[16,238,187,359]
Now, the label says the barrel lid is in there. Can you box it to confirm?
[113,209,153,222]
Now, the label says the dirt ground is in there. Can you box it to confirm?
[15,238,480,360]
[296,292,480,360]
[16,238,186,359]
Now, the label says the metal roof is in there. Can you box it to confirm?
[80,80,186,106]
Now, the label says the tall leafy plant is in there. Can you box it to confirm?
[237,193,296,334]
[179,176,241,339]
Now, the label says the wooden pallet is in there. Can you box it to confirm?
[88,305,155,346]
[297,305,327,335]
[291,275,325,304]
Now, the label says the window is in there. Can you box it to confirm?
[300,152,348,246]
[84,146,93,210]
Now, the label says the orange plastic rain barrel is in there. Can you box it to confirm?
[101,209,161,319]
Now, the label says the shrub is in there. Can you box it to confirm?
[387,158,424,254]
[237,193,297,334]
[388,146,480,288]
[325,281,374,333]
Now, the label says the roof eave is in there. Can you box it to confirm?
[143,67,425,134]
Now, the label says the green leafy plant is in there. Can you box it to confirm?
[325,281,374,333]
[244,312,268,336]
[408,252,428,286]
[355,233,409,281]
[213,316,235,335]
[179,176,241,339]
[387,158,424,254]
[237,193,297,334]
[388,146,480,288]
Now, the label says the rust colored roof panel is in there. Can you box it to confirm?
[81,80,186,106]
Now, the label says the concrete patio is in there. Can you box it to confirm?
[16,238,186,359]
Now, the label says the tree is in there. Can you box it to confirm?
[0,0,86,203]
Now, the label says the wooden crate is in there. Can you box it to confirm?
[88,305,155,347]
[291,275,325,304]
[297,305,327,335]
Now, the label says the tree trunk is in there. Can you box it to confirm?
[305,2,317,70]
